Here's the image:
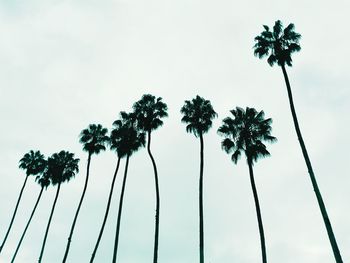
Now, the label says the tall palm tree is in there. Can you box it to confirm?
[0,150,46,254]
[11,173,50,262]
[62,124,109,262]
[254,20,343,262]
[133,94,168,263]
[38,151,79,263]
[111,111,145,263]
[218,107,276,263]
[89,156,121,263]
[180,95,217,263]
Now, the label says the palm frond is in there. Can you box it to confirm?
[19,150,47,176]
[110,111,146,158]
[79,123,109,155]
[45,151,79,186]
[231,149,242,164]
[180,95,217,136]
[273,20,283,38]
[133,94,168,132]
[254,20,301,67]
[218,107,276,166]
[221,138,235,153]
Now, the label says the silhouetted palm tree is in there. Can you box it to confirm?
[111,111,145,263]
[254,20,343,262]
[38,151,79,263]
[180,96,217,263]
[218,107,276,263]
[62,124,109,262]
[0,150,46,254]
[133,94,168,263]
[11,173,50,262]
[90,158,121,263]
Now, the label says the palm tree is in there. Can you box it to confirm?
[218,107,276,263]
[11,173,50,262]
[133,94,168,263]
[62,124,109,262]
[89,156,121,263]
[0,150,46,254]
[38,151,79,263]
[111,111,145,263]
[254,20,343,262]
[180,95,217,263]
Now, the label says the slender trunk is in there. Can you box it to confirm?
[11,187,44,262]
[38,182,61,263]
[248,160,267,263]
[90,158,121,263]
[0,175,29,253]
[199,133,204,263]
[62,153,92,262]
[112,155,130,263]
[281,65,343,262]
[147,131,160,263]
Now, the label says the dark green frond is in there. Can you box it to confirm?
[267,54,277,66]
[44,151,79,186]
[231,150,242,164]
[79,124,109,155]
[254,20,301,67]
[133,94,168,133]
[221,138,235,153]
[180,95,217,137]
[218,106,276,166]
[273,20,283,38]
[36,174,50,189]
[110,111,146,158]
[19,150,47,176]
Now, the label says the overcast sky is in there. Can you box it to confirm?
[0,0,349,262]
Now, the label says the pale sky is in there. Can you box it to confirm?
[0,0,349,262]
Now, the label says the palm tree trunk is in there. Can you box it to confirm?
[112,155,130,263]
[147,131,160,263]
[90,157,121,263]
[0,175,29,253]
[38,182,61,263]
[281,65,343,262]
[248,160,267,263]
[199,133,204,263]
[62,153,92,263]
[11,187,44,262]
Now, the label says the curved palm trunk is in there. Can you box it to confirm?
[147,131,160,263]
[281,65,343,262]
[248,160,267,263]
[90,157,121,263]
[62,153,92,262]
[11,187,44,262]
[112,155,130,263]
[0,175,29,253]
[199,133,204,263]
[38,182,61,263]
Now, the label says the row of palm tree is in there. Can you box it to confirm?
[0,20,343,263]
[0,150,80,262]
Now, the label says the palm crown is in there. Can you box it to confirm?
[110,112,146,158]
[254,20,301,67]
[19,150,47,176]
[133,94,168,132]
[79,124,109,155]
[35,174,51,189]
[218,107,276,164]
[45,151,80,185]
[180,95,217,137]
